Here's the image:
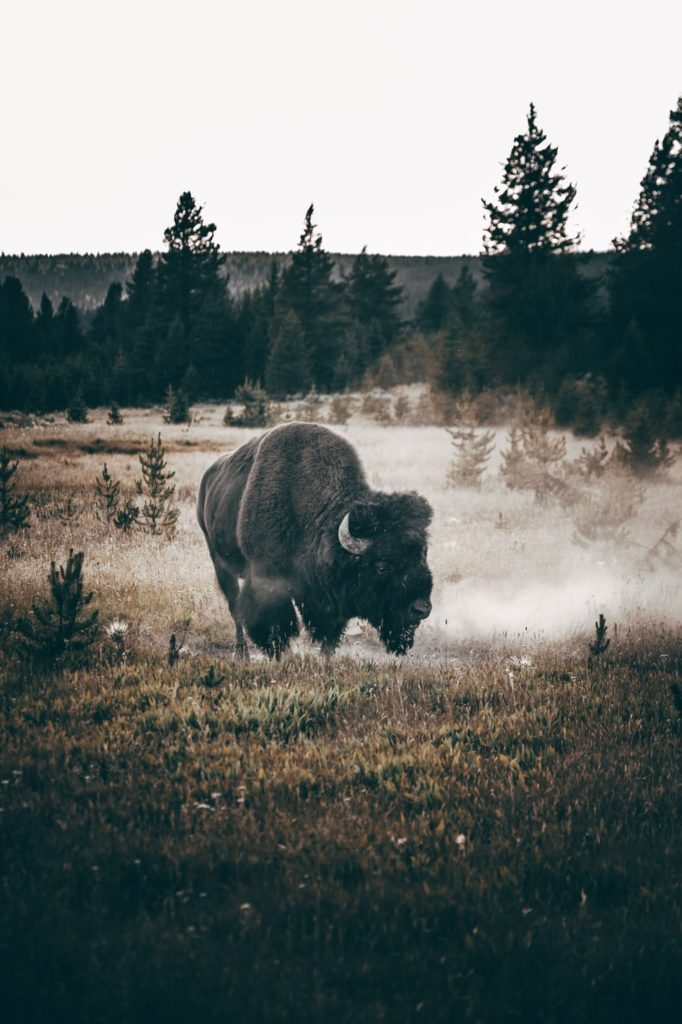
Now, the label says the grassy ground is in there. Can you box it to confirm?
[1,406,681,1022]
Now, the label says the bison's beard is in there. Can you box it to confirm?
[377,611,424,655]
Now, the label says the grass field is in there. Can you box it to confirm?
[1,403,681,1022]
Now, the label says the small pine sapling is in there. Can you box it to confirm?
[136,433,179,537]
[588,613,610,666]
[67,391,89,423]
[575,436,610,479]
[107,401,123,425]
[165,385,192,425]
[327,394,352,425]
[446,424,495,488]
[394,395,411,422]
[95,462,120,523]
[500,425,529,489]
[17,549,99,659]
[0,448,31,534]
[618,401,674,476]
[113,499,140,534]
[234,380,270,427]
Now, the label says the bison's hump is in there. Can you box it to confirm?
[236,422,370,570]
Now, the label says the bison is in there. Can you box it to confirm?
[197,422,433,658]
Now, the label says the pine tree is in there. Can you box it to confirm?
[266,309,311,398]
[618,399,674,475]
[609,97,682,394]
[346,245,403,357]
[416,274,451,333]
[277,204,345,391]
[157,191,227,335]
[95,463,120,523]
[17,550,99,659]
[54,297,84,356]
[0,448,31,534]
[67,390,88,423]
[136,434,179,536]
[446,425,495,488]
[0,276,36,361]
[165,384,191,424]
[481,104,597,386]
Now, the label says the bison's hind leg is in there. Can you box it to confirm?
[239,575,299,659]
[212,553,249,659]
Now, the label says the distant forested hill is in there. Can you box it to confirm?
[0,251,611,317]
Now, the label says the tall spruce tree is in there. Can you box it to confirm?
[609,97,682,394]
[157,192,227,334]
[346,246,403,359]
[481,104,597,388]
[154,192,230,392]
[276,204,345,391]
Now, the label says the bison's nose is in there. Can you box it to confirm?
[410,598,432,620]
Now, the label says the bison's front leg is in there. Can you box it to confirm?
[239,574,299,659]
[298,601,346,658]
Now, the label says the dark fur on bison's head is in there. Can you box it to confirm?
[339,491,433,654]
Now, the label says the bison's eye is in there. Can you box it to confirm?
[375,561,390,577]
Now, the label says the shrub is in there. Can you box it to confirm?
[0,448,31,535]
[16,549,99,659]
[66,391,88,423]
[617,400,674,476]
[136,434,179,537]
[107,401,123,425]
[446,425,495,488]
[327,394,353,425]
[164,385,192,425]
[95,462,120,523]
[233,380,270,427]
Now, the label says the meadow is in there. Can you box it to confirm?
[1,396,681,1022]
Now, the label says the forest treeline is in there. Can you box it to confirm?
[0,97,680,433]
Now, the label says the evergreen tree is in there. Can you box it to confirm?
[265,309,311,398]
[53,297,84,356]
[609,97,682,394]
[157,191,227,334]
[481,104,597,386]
[35,293,55,357]
[17,550,99,659]
[277,204,345,391]
[90,281,124,350]
[346,245,403,358]
[136,433,179,536]
[0,276,35,360]
[0,448,31,534]
[416,274,451,333]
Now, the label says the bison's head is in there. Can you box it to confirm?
[339,492,433,654]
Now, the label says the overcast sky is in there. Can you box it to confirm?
[1,0,680,256]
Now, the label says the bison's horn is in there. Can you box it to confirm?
[338,512,372,555]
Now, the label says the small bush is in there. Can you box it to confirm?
[107,402,123,425]
[327,394,353,425]
[0,448,31,534]
[95,462,120,523]
[136,434,179,537]
[233,380,271,427]
[16,549,99,659]
[66,391,88,423]
[164,385,192,425]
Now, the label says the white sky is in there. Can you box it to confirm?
[1,0,680,256]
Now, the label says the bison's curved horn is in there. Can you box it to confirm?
[338,512,372,555]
